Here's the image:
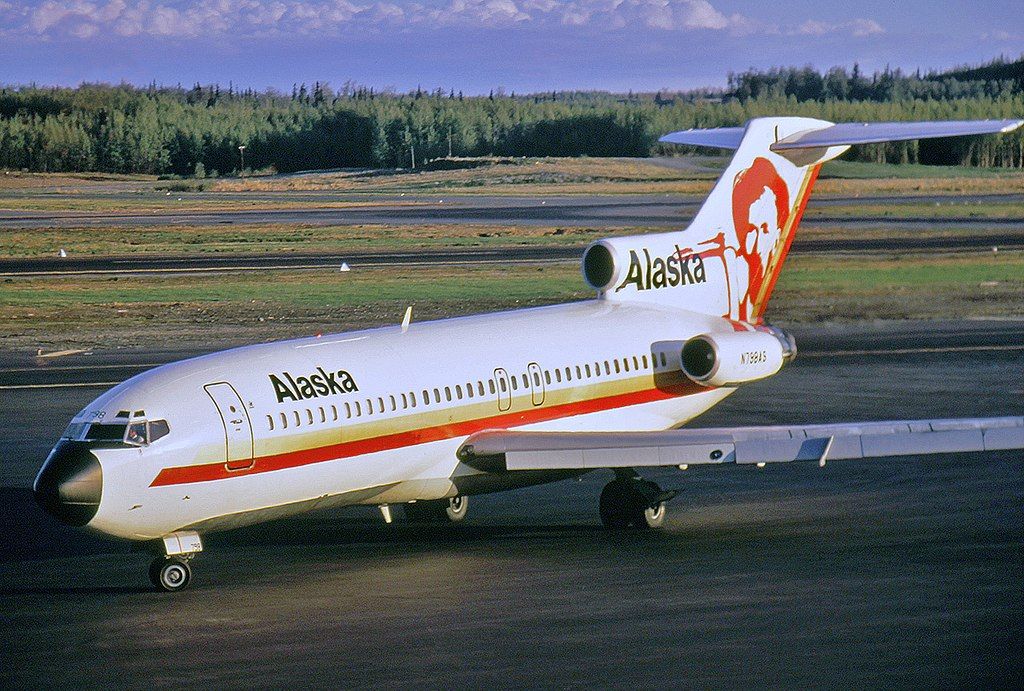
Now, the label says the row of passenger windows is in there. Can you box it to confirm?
[265,351,670,431]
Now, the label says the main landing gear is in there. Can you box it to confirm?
[404,495,469,523]
[599,472,677,529]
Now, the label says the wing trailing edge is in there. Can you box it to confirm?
[458,416,1024,471]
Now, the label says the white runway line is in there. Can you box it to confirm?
[802,344,1024,357]
[0,382,120,390]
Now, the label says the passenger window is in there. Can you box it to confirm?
[455,385,463,400]
[390,395,397,412]
[345,402,352,419]
[409,393,417,408]
[533,372,541,386]
[401,393,408,409]
[614,360,621,373]
[624,359,630,372]
[307,409,314,424]
[489,380,496,395]
[331,405,338,421]
[478,381,485,396]
[522,374,529,388]
[377,398,385,413]
[585,364,592,377]
[604,360,611,374]
[423,390,430,405]
[642,355,649,369]
[466,382,474,398]
[434,389,441,403]
[319,407,326,423]
[149,419,171,442]
[267,415,274,430]
[575,366,582,379]
[660,353,667,367]
[565,367,572,381]
[544,371,551,385]
[510,377,518,391]
[632,356,640,370]
[499,378,507,393]
[355,401,362,416]
[293,411,301,426]
[555,369,562,383]
[281,412,288,428]
[445,387,452,402]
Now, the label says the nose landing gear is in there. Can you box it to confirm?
[599,474,677,529]
[147,530,203,592]
[149,556,193,592]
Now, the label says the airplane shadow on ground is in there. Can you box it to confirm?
[0,485,615,566]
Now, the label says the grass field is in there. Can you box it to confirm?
[0,223,653,258]
[1,156,1022,350]
[3,157,1024,214]
[3,252,1022,350]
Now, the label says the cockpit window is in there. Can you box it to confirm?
[123,419,171,447]
[149,420,170,443]
[61,422,90,440]
[125,422,147,446]
[62,419,171,445]
[86,423,129,441]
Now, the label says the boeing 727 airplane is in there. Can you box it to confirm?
[35,116,1024,591]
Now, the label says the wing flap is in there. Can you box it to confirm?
[458,416,1023,471]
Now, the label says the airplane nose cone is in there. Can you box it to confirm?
[33,442,102,526]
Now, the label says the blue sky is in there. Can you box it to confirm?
[0,0,1021,93]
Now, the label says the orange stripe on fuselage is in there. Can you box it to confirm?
[149,379,709,487]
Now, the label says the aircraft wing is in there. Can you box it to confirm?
[457,417,1024,471]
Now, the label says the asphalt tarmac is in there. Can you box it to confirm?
[3,192,1024,230]
[4,232,1024,277]
[1,320,1022,686]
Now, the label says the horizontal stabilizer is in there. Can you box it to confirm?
[658,119,1024,152]
[771,119,1024,150]
[658,127,746,149]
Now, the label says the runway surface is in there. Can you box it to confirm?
[3,231,1023,277]
[3,192,1024,230]
[1,320,1022,686]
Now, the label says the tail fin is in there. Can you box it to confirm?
[582,117,1023,324]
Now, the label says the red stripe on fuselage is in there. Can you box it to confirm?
[149,379,708,487]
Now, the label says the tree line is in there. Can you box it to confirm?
[1,57,1022,175]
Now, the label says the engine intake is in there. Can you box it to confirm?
[681,327,796,387]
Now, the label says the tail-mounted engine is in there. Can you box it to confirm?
[681,326,796,387]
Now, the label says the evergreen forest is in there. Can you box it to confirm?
[2,57,1023,175]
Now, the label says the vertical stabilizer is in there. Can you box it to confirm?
[583,117,844,322]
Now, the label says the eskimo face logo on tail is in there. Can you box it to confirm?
[730,156,790,321]
[614,246,707,293]
[269,367,359,403]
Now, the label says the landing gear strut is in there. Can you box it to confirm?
[405,495,469,523]
[599,474,676,529]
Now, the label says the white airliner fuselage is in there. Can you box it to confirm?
[70,300,732,540]
[35,116,1024,591]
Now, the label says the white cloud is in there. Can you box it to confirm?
[794,17,883,37]
[2,0,884,40]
